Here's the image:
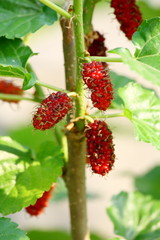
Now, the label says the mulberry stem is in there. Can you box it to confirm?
[84,56,123,63]
[92,112,124,119]
[0,93,39,102]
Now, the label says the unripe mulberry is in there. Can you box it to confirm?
[82,61,113,110]
[0,80,23,103]
[26,185,55,216]
[86,120,115,176]
[111,0,142,40]
[33,91,72,130]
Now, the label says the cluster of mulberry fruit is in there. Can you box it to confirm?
[86,120,115,176]
[111,0,143,39]
[0,80,23,103]
[26,185,55,216]
[33,91,72,130]
[82,61,113,111]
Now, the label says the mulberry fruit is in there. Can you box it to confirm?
[82,61,113,110]
[0,80,23,103]
[86,120,115,176]
[85,31,108,67]
[26,185,55,216]
[33,91,72,130]
[86,31,107,57]
[111,0,142,40]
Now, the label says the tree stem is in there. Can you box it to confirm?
[65,130,90,240]
[63,1,90,240]
[39,0,71,19]
[60,17,76,92]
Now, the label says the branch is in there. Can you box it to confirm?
[73,0,86,123]
[35,80,69,93]
[39,0,71,19]
[83,0,101,35]
[91,112,125,118]
[0,93,39,102]
[83,56,123,62]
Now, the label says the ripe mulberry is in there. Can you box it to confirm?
[86,31,107,57]
[85,31,108,67]
[33,91,72,130]
[111,0,143,40]
[82,61,113,110]
[26,185,55,216]
[0,80,23,103]
[86,120,115,176]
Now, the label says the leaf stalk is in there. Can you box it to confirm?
[39,0,71,19]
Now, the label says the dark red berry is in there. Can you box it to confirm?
[33,91,72,130]
[87,31,107,57]
[111,0,143,40]
[86,120,115,176]
[85,31,108,67]
[0,80,23,103]
[26,185,55,216]
[82,61,113,110]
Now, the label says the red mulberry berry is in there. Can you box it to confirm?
[111,0,143,40]
[86,120,115,176]
[33,91,72,130]
[82,61,113,110]
[85,31,108,67]
[26,185,55,216]
[0,80,23,103]
[87,31,107,57]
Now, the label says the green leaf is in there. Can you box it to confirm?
[0,136,64,215]
[107,191,160,240]
[9,125,57,152]
[107,238,126,240]
[0,38,33,67]
[0,217,29,240]
[27,230,105,240]
[0,0,58,39]
[27,230,70,240]
[109,17,160,86]
[9,122,65,152]
[135,166,160,200]
[0,37,35,89]
[118,82,160,150]
[137,1,160,19]
[109,71,135,109]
